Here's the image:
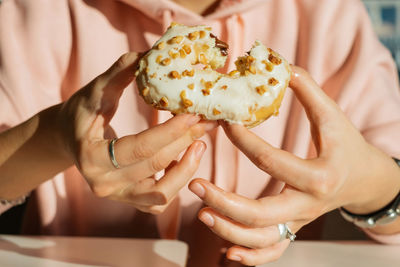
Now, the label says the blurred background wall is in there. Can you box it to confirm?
[363,0,400,77]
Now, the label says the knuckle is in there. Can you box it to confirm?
[132,140,156,160]
[245,202,268,228]
[91,183,112,198]
[309,167,337,198]
[91,75,107,91]
[254,150,275,172]
[115,53,131,70]
[149,155,170,173]
[247,214,266,228]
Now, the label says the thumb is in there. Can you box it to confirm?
[92,52,140,115]
[100,52,140,94]
[80,52,140,139]
[289,65,341,125]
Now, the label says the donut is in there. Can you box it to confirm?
[135,23,291,128]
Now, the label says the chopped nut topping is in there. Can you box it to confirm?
[205,27,212,31]
[168,50,179,59]
[229,70,239,77]
[160,97,169,107]
[179,49,186,58]
[202,44,210,51]
[262,60,274,72]
[170,22,179,27]
[182,44,192,54]
[268,53,282,65]
[175,35,183,43]
[213,108,221,115]
[142,87,149,96]
[188,31,199,41]
[145,67,150,73]
[161,58,171,66]
[204,81,213,89]
[183,98,193,108]
[180,90,193,108]
[256,85,267,95]
[149,73,157,79]
[268,77,279,86]
[249,65,256,74]
[202,89,210,96]
[169,35,184,44]
[156,55,162,63]
[199,54,207,65]
[199,31,206,38]
[183,69,195,77]
[180,90,186,99]
[247,56,255,63]
[157,41,165,50]
[169,71,181,79]
[221,85,228,90]
[187,83,195,90]
[244,70,251,76]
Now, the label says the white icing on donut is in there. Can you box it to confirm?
[136,23,291,128]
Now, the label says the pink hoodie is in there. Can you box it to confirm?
[1,0,400,264]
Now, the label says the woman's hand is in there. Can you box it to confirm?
[57,52,215,213]
[188,66,400,265]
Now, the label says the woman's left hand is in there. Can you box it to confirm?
[189,66,400,266]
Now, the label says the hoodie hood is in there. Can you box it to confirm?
[118,0,268,25]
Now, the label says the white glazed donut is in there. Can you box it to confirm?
[135,23,291,128]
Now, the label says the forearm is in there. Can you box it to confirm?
[0,104,72,199]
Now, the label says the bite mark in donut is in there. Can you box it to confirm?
[135,23,291,128]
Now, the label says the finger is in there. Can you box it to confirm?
[113,114,202,167]
[114,141,205,206]
[154,140,206,203]
[289,65,342,124]
[119,120,216,178]
[84,53,140,139]
[220,124,316,192]
[190,179,313,226]
[198,207,281,249]
[226,241,290,266]
[98,52,140,94]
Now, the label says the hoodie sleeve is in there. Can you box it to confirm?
[297,0,400,243]
[0,0,72,214]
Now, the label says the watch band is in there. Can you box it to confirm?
[339,157,400,228]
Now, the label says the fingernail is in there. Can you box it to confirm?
[186,115,201,126]
[194,142,205,160]
[199,212,214,227]
[229,255,241,261]
[190,182,205,198]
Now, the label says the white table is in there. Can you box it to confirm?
[258,241,400,267]
[1,235,399,267]
[0,235,188,267]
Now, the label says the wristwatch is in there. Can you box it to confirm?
[339,158,400,228]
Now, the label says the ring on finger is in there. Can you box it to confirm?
[277,223,296,242]
[108,138,121,169]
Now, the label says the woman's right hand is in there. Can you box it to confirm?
[58,52,216,213]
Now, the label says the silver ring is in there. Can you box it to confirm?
[277,223,296,242]
[108,138,120,169]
